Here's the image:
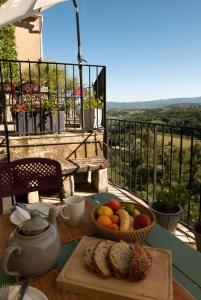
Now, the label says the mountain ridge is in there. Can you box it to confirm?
[107,96,201,109]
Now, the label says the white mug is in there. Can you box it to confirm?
[59,195,85,227]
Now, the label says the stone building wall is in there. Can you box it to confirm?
[15,17,42,62]
[2,131,105,162]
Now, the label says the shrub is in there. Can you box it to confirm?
[155,184,189,213]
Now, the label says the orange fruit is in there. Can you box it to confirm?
[110,215,120,225]
[107,223,119,231]
[97,215,112,226]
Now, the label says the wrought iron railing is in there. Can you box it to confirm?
[0,60,106,135]
[107,118,201,229]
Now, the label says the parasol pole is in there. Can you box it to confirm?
[72,0,85,129]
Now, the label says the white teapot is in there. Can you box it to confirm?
[2,208,61,277]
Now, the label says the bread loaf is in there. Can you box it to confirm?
[83,239,152,281]
[93,240,114,278]
[129,243,152,281]
[83,243,97,273]
[109,240,132,279]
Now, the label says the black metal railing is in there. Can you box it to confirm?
[0,59,106,135]
[107,118,201,229]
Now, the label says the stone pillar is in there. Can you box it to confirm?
[2,196,13,212]
[91,168,108,193]
[28,191,39,203]
[63,175,74,198]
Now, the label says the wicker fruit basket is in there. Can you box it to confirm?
[91,202,156,243]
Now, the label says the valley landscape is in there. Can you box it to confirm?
[107,96,201,128]
[107,97,201,227]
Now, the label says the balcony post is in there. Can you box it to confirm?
[153,124,157,201]
[0,70,10,163]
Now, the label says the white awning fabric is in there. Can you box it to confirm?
[0,0,67,27]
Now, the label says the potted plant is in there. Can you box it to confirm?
[150,184,189,233]
[13,95,65,134]
[83,91,103,130]
[41,98,65,133]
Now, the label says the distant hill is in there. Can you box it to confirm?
[107,97,201,109]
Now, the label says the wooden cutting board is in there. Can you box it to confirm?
[57,236,173,300]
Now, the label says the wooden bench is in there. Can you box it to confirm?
[59,157,108,197]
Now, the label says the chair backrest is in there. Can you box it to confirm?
[0,158,64,200]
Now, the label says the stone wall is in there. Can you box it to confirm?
[1,131,105,162]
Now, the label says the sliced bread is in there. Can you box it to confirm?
[83,243,97,273]
[129,243,152,281]
[93,240,114,278]
[109,240,132,279]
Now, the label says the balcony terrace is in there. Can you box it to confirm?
[0,59,201,299]
[0,59,200,244]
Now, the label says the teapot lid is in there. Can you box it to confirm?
[18,209,49,236]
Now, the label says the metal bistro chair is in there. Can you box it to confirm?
[0,158,64,213]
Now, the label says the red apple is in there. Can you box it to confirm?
[134,214,151,229]
[106,199,121,212]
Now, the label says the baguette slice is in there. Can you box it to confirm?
[83,243,98,273]
[93,240,114,278]
[129,243,152,281]
[109,240,132,279]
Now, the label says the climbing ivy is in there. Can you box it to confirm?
[0,0,18,82]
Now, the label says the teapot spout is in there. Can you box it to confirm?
[48,208,57,227]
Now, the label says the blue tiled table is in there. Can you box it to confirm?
[1,192,201,299]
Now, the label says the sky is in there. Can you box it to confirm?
[43,0,201,102]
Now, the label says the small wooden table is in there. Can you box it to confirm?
[0,192,200,299]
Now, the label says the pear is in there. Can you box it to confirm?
[133,208,141,218]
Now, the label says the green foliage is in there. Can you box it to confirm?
[14,94,55,114]
[107,104,201,132]
[0,0,18,81]
[41,98,56,114]
[61,101,74,111]
[108,119,201,225]
[83,91,103,109]
[21,64,78,114]
[154,184,189,213]
[22,63,78,91]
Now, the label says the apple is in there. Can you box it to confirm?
[134,214,151,229]
[106,199,121,212]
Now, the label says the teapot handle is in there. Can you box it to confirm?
[2,245,22,276]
